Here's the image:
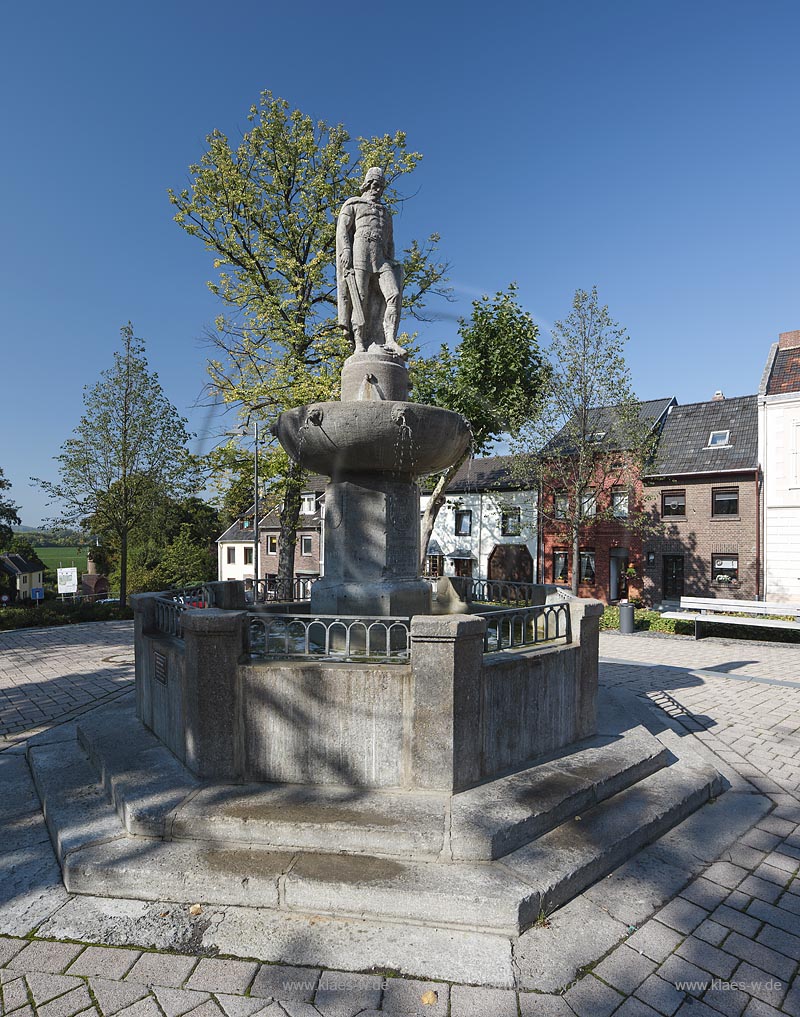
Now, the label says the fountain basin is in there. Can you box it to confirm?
[275,401,471,478]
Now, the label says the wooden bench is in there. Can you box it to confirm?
[662,596,800,639]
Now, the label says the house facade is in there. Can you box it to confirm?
[642,394,760,604]
[420,457,538,583]
[0,553,46,602]
[758,330,800,602]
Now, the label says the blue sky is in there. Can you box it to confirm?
[2,0,798,525]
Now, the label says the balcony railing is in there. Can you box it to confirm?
[480,602,570,653]
[248,613,411,663]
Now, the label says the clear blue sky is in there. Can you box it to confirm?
[3,0,798,525]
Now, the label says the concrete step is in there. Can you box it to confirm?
[76,702,670,862]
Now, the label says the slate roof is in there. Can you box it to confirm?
[645,395,758,477]
[420,455,523,494]
[543,398,676,454]
[0,552,46,576]
[766,347,800,395]
[216,476,328,542]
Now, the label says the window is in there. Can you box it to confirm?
[712,488,739,517]
[244,547,254,565]
[579,551,596,584]
[424,554,444,578]
[453,557,473,577]
[501,508,521,536]
[553,551,569,583]
[612,488,629,518]
[707,430,730,448]
[267,535,277,555]
[300,535,313,556]
[713,554,739,585]
[662,490,686,517]
[581,491,597,517]
[226,547,236,564]
[22,575,28,585]
[242,517,252,529]
[300,493,316,515]
[554,493,568,519]
[587,431,606,443]
[454,509,472,535]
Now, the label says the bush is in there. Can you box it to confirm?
[600,606,694,636]
[0,601,133,631]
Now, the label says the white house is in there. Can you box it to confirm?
[216,509,260,583]
[758,329,800,601]
[420,456,538,583]
[0,553,46,602]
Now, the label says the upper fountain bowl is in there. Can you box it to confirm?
[275,401,471,478]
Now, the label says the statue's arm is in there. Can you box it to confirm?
[336,201,355,270]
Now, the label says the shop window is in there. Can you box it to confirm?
[553,551,569,583]
[713,554,739,586]
[662,490,686,517]
[501,508,521,536]
[579,551,596,584]
[712,488,739,517]
[454,509,472,536]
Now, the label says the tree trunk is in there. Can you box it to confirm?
[276,459,303,601]
[418,452,469,572]
[119,530,128,608]
[571,525,580,597]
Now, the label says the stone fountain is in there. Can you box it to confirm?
[24,167,731,990]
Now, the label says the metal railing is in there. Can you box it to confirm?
[153,583,215,638]
[248,613,411,663]
[247,576,317,603]
[468,579,539,606]
[481,602,570,654]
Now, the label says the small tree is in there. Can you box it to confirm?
[171,92,449,597]
[0,468,21,548]
[411,284,549,567]
[512,287,657,595]
[36,325,198,606]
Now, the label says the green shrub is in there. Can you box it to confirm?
[0,601,133,631]
[600,606,693,636]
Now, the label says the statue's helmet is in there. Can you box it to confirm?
[360,167,386,192]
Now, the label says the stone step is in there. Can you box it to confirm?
[75,702,670,862]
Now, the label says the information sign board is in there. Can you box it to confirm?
[57,567,79,594]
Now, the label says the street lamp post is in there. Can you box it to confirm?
[252,421,259,591]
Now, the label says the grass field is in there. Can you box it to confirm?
[35,546,88,572]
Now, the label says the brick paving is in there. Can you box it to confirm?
[1,624,799,1015]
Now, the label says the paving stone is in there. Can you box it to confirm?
[721,932,796,982]
[68,948,141,979]
[214,995,273,1017]
[250,967,320,1003]
[8,942,84,975]
[186,961,258,996]
[741,998,785,1017]
[655,899,708,935]
[675,937,738,979]
[634,973,685,1016]
[694,919,728,947]
[627,922,685,963]
[178,1001,224,1017]
[0,940,27,966]
[754,922,800,960]
[777,891,800,915]
[724,890,752,911]
[702,863,748,891]
[2,1005,34,1017]
[727,962,787,1008]
[751,863,792,887]
[673,1001,721,1016]
[313,971,382,1016]
[518,992,573,1016]
[2,974,31,1013]
[563,974,624,1017]
[279,1005,323,1017]
[736,876,782,904]
[613,999,662,1017]
[656,955,710,996]
[680,879,729,912]
[381,978,448,1015]
[449,984,518,1016]
[742,829,781,853]
[86,977,151,1016]
[762,849,799,873]
[114,1000,165,1017]
[746,897,800,935]
[700,983,749,1017]
[23,972,84,1006]
[709,905,761,938]
[782,981,800,1017]
[757,817,794,838]
[151,987,211,1017]
[593,944,658,994]
[125,953,198,988]
[37,984,95,1017]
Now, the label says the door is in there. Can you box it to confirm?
[663,555,684,600]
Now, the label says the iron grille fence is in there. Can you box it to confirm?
[469,579,539,605]
[248,613,411,663]
[153,583,215,638]
[481,602,570,653]
[247,577,317,603]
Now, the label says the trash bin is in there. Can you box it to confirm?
[619,602,635,634]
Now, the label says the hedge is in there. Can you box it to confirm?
[0,601,134,631]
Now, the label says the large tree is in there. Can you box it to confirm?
[512,287,656,595]
[411,284,550,568]
[36,325,198,606]
[170,92,448,597]
[0,467,21,548]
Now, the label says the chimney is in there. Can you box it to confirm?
[779,330,800,350]
[712,390,725,401]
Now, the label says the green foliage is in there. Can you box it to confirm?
[153,523,216,588]
[0,467,21,547]
[35,325,199,606]
[171,92,449,594]
[0,600,133,631]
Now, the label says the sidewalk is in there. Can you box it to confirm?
[1,624,798,1016]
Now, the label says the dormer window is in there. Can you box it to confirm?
[587,431,606,443]
[300,493,316,515]
[242,517,252,529]
[707,430,730,449]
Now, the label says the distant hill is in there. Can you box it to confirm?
[12,526,85,546]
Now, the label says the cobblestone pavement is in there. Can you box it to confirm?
[0,623,134,746]
[1,624,799,1016]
